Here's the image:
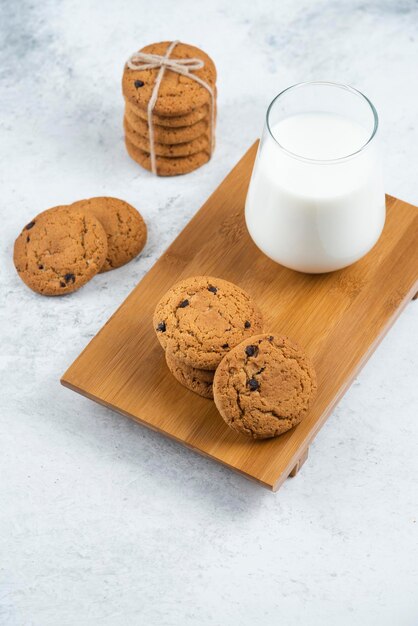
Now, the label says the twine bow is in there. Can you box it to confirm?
[127,51,205,74]
[126,41,215,175]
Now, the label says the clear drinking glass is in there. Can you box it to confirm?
[245,82,385,273]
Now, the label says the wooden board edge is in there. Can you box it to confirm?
[289,448,309,477]
[386,193,418,211]
[271,279,418,492]
[59,376,275,491]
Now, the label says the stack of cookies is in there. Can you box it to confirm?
[13,197,147,296]
[122,41,216,176]
[154,276,317,439]
[153,276,264,399]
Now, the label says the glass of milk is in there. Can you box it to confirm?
[245,82,385,273]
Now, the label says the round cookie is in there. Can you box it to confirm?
[123,41,216,117]
[165,350,214,399]
[71,197,147,272]
[124,118,210,157]
[125,137,210,176]
[153,276,264,369]
[13,207,107,296]
[213,334,317,439]
[124,108,211,144]
[126,101,210,128]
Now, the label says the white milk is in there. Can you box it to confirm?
[245,113,385,273]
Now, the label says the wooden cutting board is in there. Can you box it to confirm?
[61,142,418,491]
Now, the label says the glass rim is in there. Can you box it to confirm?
[266,81,379,164]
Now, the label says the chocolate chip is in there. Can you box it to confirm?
[64,273,75,283]
[26,236,30,243]
[248,378,259,391]
[38,264,44,270]
[178,299,189,308]
[207,285,217,293]
[244,320,251,329]
[222,343,229,349]
[157,321,166,332]
[60,281,66,288]
[25,221,35,230]
[268,335,274,342]
[134,80,144,88]
[245,345,258,357]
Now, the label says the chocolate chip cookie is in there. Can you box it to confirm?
[213,334,317,439]
[165,349,214,399]
[13,207,107,295]
[153,276,263,369]
[123,41,216,116]
[71,197,147,272]
[124,117,210,157]
[126,101,210,128]
[125,137,210,176]
[124,108,210,144]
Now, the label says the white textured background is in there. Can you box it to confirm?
[1,1,417,624]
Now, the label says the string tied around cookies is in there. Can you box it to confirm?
[127,51,205,74]
[126,41,215,175]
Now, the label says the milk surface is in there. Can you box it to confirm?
[245,113,385,273]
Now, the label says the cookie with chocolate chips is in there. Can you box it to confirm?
[124,106,211,144]
[125,100,210,128]
[124,117,211,157]
[153,276,263,369]
[122,41,216,117]
[213,334,317,439]
[13,207,107,295]
[71,197,147,272]
[125,137,211,176]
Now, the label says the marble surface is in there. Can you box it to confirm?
[1,1,417,624]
